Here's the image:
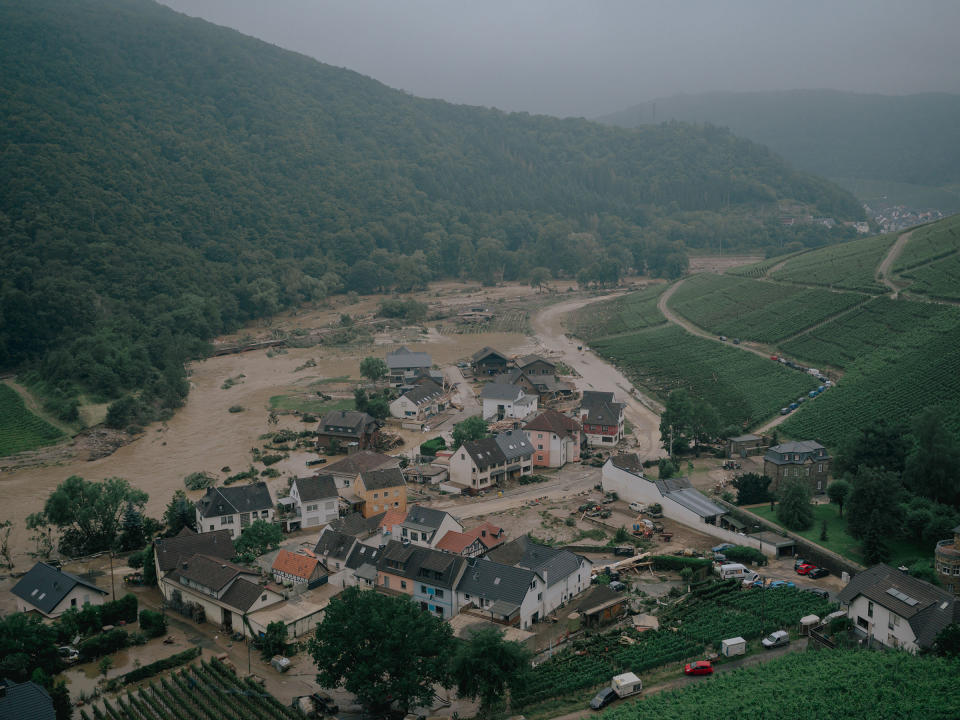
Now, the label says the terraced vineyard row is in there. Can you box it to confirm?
[892,212,960,272]
[570,283,667,340]
[80,657,300,720]
[0,384,65,457]
[591,325,818,429]
[668,274,866,343]
[603,650,960,719]
[770,231,896,293]
[899,252,960,301]
[725,252,801,278]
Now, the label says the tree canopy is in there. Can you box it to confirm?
[452,627,532,718]
[776,478,814,531]
[732,473,772,506]
[452,416,489,447]
[234,519,283,560]
[308,586,454,714]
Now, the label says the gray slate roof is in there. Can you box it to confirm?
[169,555,253,592]
[495,429,534,462]
[456,558,538,607]
[664,487,726,518]
[386,346,432,369]
[345,542,382,570]
[293,474,339,503]
[325,451,398,477]
[471,347,508,363]
[400,379,445,405]
[155,528,234,573]
[318,410,380,439]
[196,482,273,519]
[219,577,271,612]
[730,434,761,442]
[765,440,829,464]
[580,391,624,426]
[11,562,106,615]
[608,453,644,474]
[329,512,384,538]
[486,535,587,587]
[403,504,453,532]
[361,467,406,491]
[314,530,358,562]
[480,383,525,402]
[462,437,506,470]
[837,563,960,648]
[377,541,466,589]
[516,354,555,370]
[0,679,56,720]
[654,476,692,494]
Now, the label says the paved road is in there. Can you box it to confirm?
[531,297,665,461]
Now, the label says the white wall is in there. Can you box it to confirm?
[482,394,537,421]
[18,585,106,618]
[601,461,657,505]
[846,595,919,653]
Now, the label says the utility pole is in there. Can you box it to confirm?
[109,551,116,602]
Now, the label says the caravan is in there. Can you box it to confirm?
[717,563,759,585]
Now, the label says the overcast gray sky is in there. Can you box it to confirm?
[160,0,960,118]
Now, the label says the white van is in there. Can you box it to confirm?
[611,672,643,698]
[718,563,751,580]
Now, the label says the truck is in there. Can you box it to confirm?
[611,672,643,698]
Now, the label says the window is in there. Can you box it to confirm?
[71,598,77,607]
[373,493,379,499]
[221,516,233,525]
[889,614,900,630]
[537,444,543,449]
[818,463,823,472]
[401,581,407,590]
[538,592,542,601]
[434,589,444,599]
[394,490,399,496]
[421,585,427,593]
[868,601,874,618]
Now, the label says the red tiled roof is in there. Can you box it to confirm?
[271,549,320,580]
[435,531,477,554]
[524,409,581,436]
[379,509,407,530]
[464,522,505,549]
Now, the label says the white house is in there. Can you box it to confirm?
[456,558,546,629]
[837,564,960,653]
[195,483,275,539]
[449,432,533,493]
[288,475,339,529]
[389,379,447,421]
[480,383,537,421]
[154,528,234,582]
[11,563,108,618]
[392,505,463,548]
[486,535,592,616]
[313,528,358,587]
[386,346,434,388]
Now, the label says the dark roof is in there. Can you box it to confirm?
[608,453,644,474]
[196,483,273,519]
[569,584,623,614]
[471,347,509,363]
[169,555,254,592]
[524,409,580,436]
[293,474,338,502]
[0,679,55,720]
[377,541,465,589]
[314,530,357,561]
[462,437,506,470]
[654,476,692,493]
[318,410,380,439]
[11,562,106,615]
[456,558,538,606]
[516,354,555,369]
[837,564,959,648]
[403,505,452,532]
[400,379,445,405]
[360,467,406,491]
[329,512,384,538]
[494,429,534,462]
[486,535,587,587]
[345,542,382,570]
[480,383,525,401]
[220,578,272,612]
[325,451,397,476]
[155,528,234,573]
[663,488,725,518]
[730,434,761,442]
[494,368,528,386]
[764,440,830,464]
[386,346,432,369]
[580,391,624,426]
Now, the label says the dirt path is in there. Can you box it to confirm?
[530,297,665,460]
[2,379,75,436]
[877,229,914,297]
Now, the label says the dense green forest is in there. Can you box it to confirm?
[601,90,960,209]
[0,0,862,429]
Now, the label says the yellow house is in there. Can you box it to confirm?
[356,467,407,518]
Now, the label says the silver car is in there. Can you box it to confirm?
[761,630,790,649]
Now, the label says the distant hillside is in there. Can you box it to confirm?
[0,0,862,428]
[600,90,960,207]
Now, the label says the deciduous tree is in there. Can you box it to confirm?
[452,627,531,718]
[234,519,282,559]
[827,479,851,517]
[732,473,772,505]
[452,416,488,448]
[359,357,388,383]
[776,478,813,531]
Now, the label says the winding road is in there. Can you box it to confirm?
[876,229,913,297]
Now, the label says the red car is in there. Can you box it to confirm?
[684,661,713,676]
[796,563,816,575]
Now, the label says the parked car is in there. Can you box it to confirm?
[803,587,830,599]
[793,557,807,569]
[590,687,618,710]
[719,336,727,342]
[761,630,790,649]
[796,563,815,575]
[809,567,831,579]
[712,543,735,553]
[684,660,713,676]
[58,646,79,664]
[768,580,796,589]
[743,577,764,588]
[629,501,646,513]
[733,338,741,344]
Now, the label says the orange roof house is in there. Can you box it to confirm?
[271,549,327,587]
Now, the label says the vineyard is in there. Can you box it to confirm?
[515,581,833,711]
[769,231,895,293]
[892,213,960,272]
[79,657,301,720]
[602,650,960,719]
[591,325,818,428]
[570,284,667,340]
[0,383,65,457]
[898,252,960,301]
[667,274,866,343]
[440,309,530,335]
[724,251,803,278]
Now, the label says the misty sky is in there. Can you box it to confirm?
[159,0,960,118]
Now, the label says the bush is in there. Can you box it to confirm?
[184,471,215,490]
[121,647,201,685]
[79,628,130,661]
[138,609,167,638]
[651,555,712,577]
[722,546,767,566]
[419,437,447,456]
[101,594,138,626]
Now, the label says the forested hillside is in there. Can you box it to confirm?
[0,0,861,427]
[601,90,960,207]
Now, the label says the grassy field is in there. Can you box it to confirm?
[668,274,866,343]
[570,283,667,339]
[892,212,960,272]
[591,325,818,429]
[268,395,354,415]
[770,231,895,293]
[603,649,960,719]
[0,384,66,457]
[749,504,929,568]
